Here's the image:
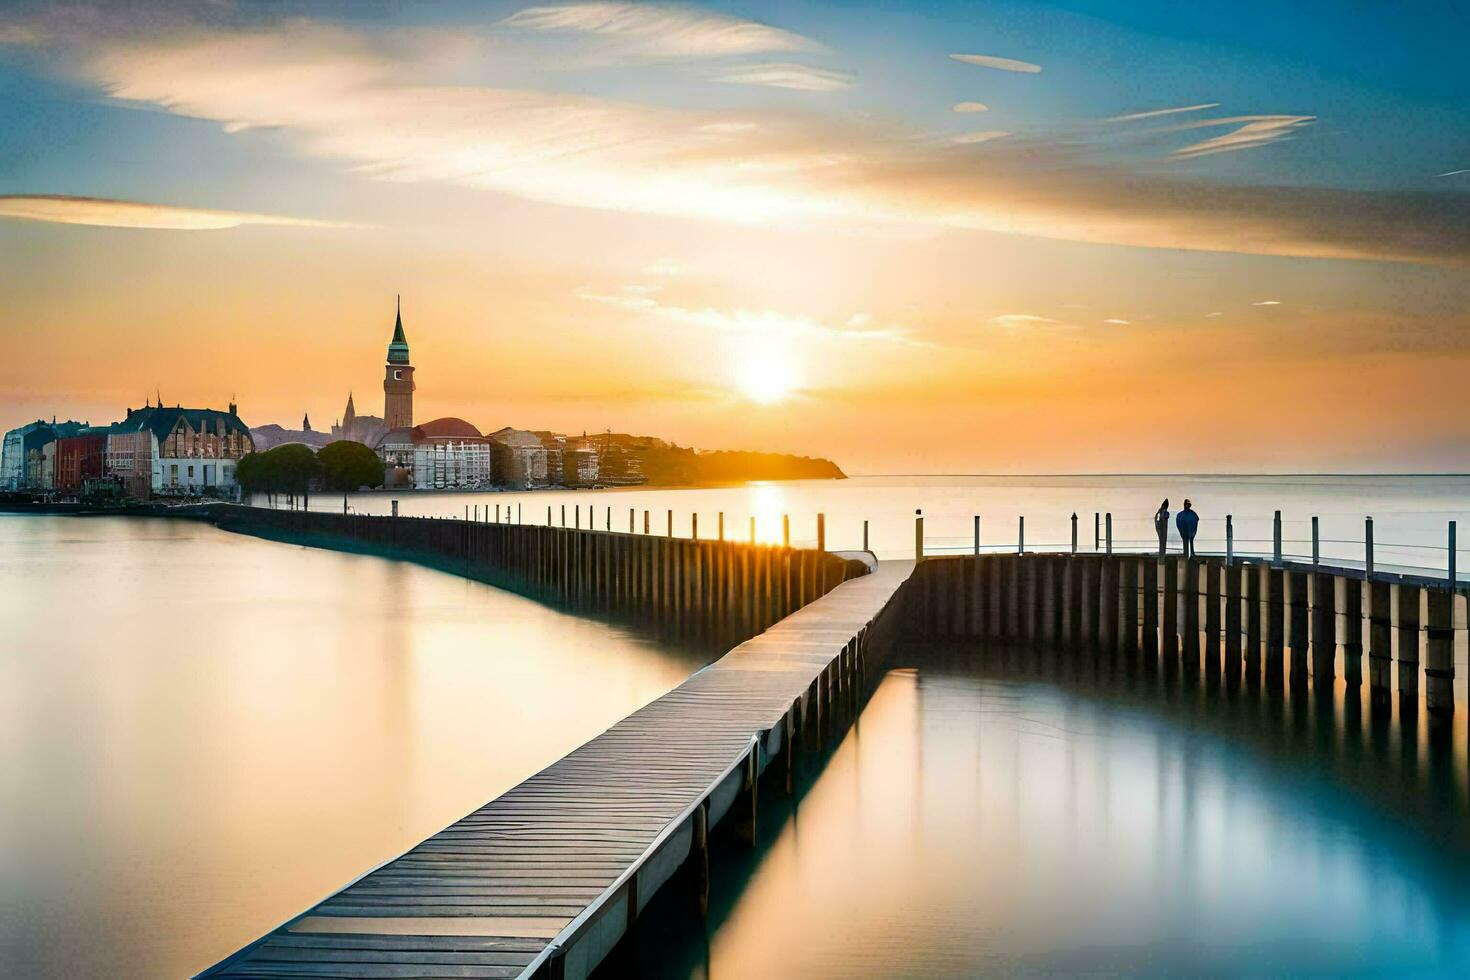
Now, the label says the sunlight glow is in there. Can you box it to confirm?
[733,346,798,404]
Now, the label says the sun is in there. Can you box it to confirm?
[733,348,799,404]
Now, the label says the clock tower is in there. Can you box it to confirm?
[384,296,415,430]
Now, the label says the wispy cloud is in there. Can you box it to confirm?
[0,194,344,230]
[1205,311,1224,318]
[1437,169,1469,178]
[952,101,988,113]
[578,284,922,345]
[1107,103,1219,123]
[1102,318,1130,324]
[1252,299,1282,306]
[951,130,1008,145]
[713,62,852,92]
[17,13,1467,268]
[500,3,817,59]
[1166,115,1315,159]
[949,52,1041,74]
[990,314,1058,329]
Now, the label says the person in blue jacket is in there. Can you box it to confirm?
[1176,499,1200,557]
[1154,499,1170,556]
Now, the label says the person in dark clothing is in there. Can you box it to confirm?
[1176,499,1200,558]
[1154,499,1170,556]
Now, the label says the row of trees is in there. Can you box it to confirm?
[236,441,384,505]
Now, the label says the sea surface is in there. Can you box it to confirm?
[629,653,1470,977]
[8,475,1470,977]
[274,473,1470,576]
[0,515,708,978]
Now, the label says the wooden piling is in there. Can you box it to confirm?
[1120,557,1139,654]
[1182,559,1200,666]
[1425,588,1454,716]
[1141,558,1159,658]
[1245,563,1263,685]
[1396,584,1421,708]
[1341,576,1364,685]
[1265,566,1285,688]
[1203,560,1221,672]
[1287,570,1310,688]
[1224,560,1243,680]
[1310,572,1337,688]
[1368,580,1392,706]
[1161,558,1179,658]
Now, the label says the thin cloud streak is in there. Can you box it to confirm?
[499,3,817,59]
[713,62,853,91]
[991,314,1058,328]
[578,285,925,346]
[952,101,988,113]
[1166,114,1315,159]
[949,52,1042,73]
[1107,103,1220,123]
[0,194,345,230]
[951,130,1008,144]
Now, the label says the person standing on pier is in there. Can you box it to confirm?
[1154,499,1170,556]
[1177,499,1200,558]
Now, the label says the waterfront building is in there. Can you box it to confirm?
[532,431,567,486]
[375,427,416,488]
[564,436,601,487]
[409,418,493,490]
[106,402,254,497]
[54,429,109,492]
[384,298,415,431]
[488,428,553,488]
[1,419,88,489]
[38,440,56,489]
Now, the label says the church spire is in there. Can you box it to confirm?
[387,295,411,365]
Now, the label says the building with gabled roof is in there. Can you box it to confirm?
[105,401,253,498]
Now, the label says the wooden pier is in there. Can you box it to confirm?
[211,505,865,652]
[196,558,913,979]
[903,551,1464,717]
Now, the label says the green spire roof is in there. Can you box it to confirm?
[387,295,411,365]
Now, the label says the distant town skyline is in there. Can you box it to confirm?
[2,1,1467,472]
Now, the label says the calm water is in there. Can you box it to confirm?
[0,516,708,978]
[13,476,1470,977]
[631,653,1470,978]
[279,474,1470,574]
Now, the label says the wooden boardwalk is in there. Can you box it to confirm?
[198,560,913,980]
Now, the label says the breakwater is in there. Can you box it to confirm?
[902,551,1463,717]
[211,504,868,651]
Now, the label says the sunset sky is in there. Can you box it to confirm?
[1,1,1467,472]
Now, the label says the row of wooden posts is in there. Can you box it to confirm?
[904,551,1460,717]
[915,508,1462,584]
[218,504,866,647]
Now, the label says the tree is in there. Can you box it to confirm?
[235,452,266,496]
[319,440,384,511]
[269,444,321,508]
[236,445,321,508]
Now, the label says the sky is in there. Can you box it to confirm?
[0,0,1467,473]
